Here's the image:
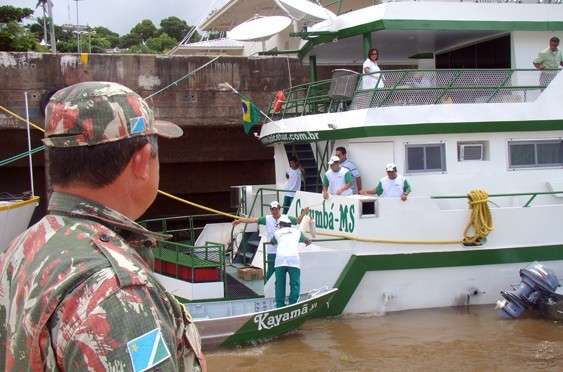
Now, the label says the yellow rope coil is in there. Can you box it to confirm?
[462,189,494,244]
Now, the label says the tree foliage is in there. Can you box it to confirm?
[0,21,40,51]
[145,32,176,53]
[0,7,198,55]
[0,6,34,23]
[159,16,190,42]
[130,19,157,40]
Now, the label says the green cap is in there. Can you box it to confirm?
[43,81,182,147]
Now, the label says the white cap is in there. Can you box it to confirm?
[386,163,397,171]
[328,155,340,165]
[270,201,281,209]
[279,215,292,224]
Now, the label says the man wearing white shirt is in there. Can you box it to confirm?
[361,163,411,201]
[322,156,354,200]
[335,146,362,194]
[282,156,302,213]
[232,201,308,280]
[270,215,311,308]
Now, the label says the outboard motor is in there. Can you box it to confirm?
[496,263,560,318]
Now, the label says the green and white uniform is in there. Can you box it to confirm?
[257,215,297,280]
[271,227,306,308]
[374,175,411,197]
[322,168,354,196]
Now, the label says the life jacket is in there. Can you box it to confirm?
[273,90,285,113]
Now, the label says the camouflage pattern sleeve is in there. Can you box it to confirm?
[50,267,202,371]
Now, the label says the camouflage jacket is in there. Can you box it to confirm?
[0,192,206,371]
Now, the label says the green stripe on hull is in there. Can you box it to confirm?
[261,119,563,145]
[323,244,563,316]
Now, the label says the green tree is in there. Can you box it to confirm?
[128,43,157,54]
[92,26,119,48]
[88,34,111,53]
[145,32,176,52]
[0,6,34,23]
[159,16,190,42]
[119,33,142,48]
[130,19,157,40]
[0,21,40,51]
[0,6,41,51]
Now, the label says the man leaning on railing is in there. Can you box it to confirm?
[533,36,563,86]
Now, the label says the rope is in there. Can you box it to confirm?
[0,145,46,167]
[0,105,45,132]
[144,56,221,100]
[157,190,241,220]
[462,189,494,244]
[315,230,461,245]
[0,196,40,212]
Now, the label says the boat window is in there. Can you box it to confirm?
[405,143,446,173]
[361,200,377,217]
[508,140,563,168]
[457,141,489,161]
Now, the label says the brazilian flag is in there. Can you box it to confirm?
[241,97,260,134]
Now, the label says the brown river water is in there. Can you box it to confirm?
[206,305,563,371]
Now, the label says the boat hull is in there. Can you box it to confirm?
[186,288,338,349]
[0,198,38,252]
[292,245,563,316]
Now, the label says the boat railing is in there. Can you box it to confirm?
[431,190,563,208]
[141,213,228,246]
[266,68,559,120]
[152,239,226,285]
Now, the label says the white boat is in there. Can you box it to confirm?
[149,1,563,319]
[0,195,39,252]
[185,287,337,349]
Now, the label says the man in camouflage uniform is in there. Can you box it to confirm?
[0,82,206,371]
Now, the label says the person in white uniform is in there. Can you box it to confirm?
[282,156,303,213]
[361,48,385,90]
[335,146,362,194]
[232,201,308,280]
[360,163,411,201]
[322,156,354,200]
[270,215,311,308]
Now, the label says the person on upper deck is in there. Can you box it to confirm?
[282,156,303,213]
[362,47,385,90]
[322,156,354,199]
[360,163,411,201]
[533,36,563,86]
[232,201,308,280]
[335,146,362,194]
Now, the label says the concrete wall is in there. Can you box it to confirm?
[0,52,306,220]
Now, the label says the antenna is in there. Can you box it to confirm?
[227,16,292,42]
[274,0,336,22]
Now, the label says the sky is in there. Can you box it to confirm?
[5,0,228,35]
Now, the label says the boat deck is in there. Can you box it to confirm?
[225,264,264,299]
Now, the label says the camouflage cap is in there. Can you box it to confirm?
[43,81,183,147]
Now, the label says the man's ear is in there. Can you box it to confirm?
[129,143,152,180]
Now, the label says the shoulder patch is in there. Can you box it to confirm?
[130,116,146,134]
[127,328,171,372]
